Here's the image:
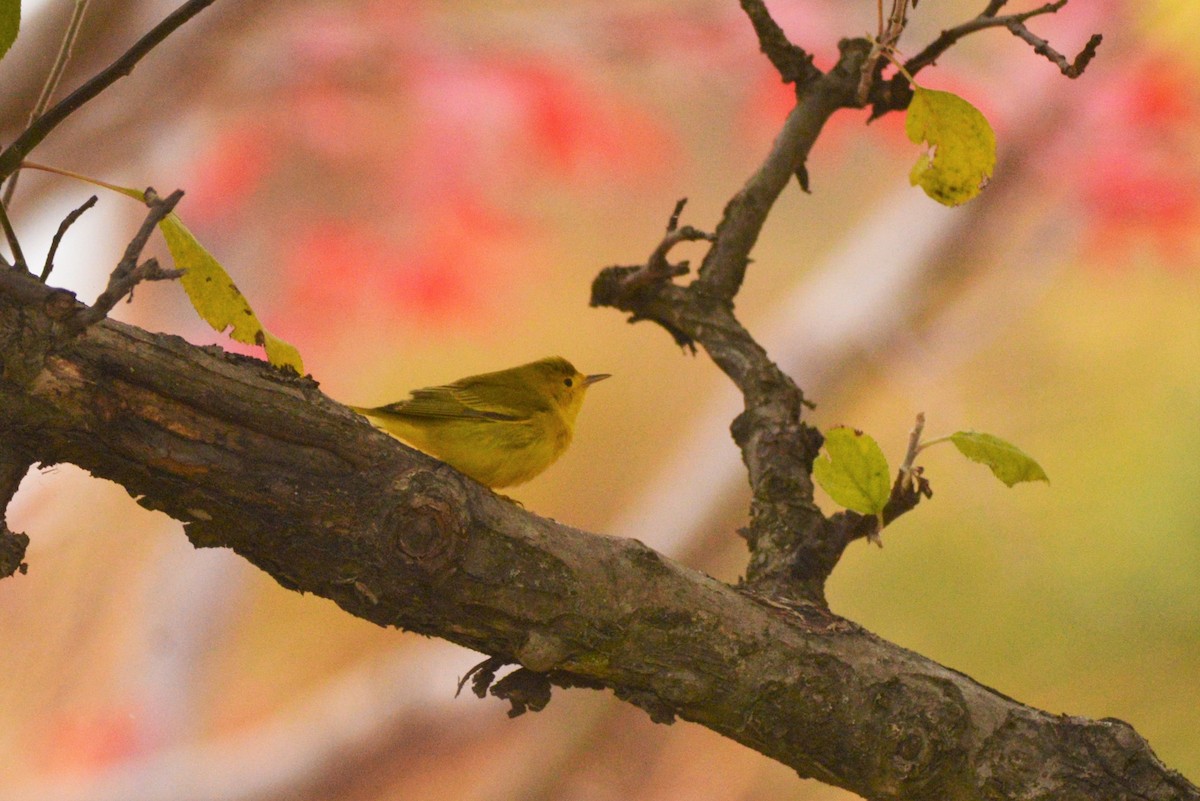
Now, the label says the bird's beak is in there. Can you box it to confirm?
[584,373,611,386]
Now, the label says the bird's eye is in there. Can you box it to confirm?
[563,378,573,387]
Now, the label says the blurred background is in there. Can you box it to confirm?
[1,0,1198,798]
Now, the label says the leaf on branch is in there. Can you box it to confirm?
[154,210,304,373]
[949,431,1049,487]
[906,86,996,206]
[94,178,303,372]
[0,0,18,61]
[812,427,891,516]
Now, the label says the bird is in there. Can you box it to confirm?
[349,356,609,488]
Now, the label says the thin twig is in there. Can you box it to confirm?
[0,200,27,271]
[858,0,911,104]
[70,188,185,331]
[898,411,926,489]
[41,194,98,282]
[0,0,220,182]
[610,201,713,298]
[1006,22,1101,78]
[666,197,687,233]
[1,0,93,207]
[903,0,1084,77]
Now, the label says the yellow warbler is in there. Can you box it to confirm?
[350,356,610,488]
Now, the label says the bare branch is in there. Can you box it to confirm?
[903,0,1099,78]
[0,0,221,182]
[1,0,94,206]
[737,0,820,87]
[40,194,98,282]
[69,188,184,331]
[1007,24,1102,78]
[0,199,26,271]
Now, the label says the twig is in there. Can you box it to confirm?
[738,0,820,86]
[665,197,687,233]
[898,411,926,488]
[1006,22,1101,78]
[41,194,98,282]
[0,0,221,182]
[1,0,93,207]
[0,200,27,271]
[903,0,1095,78]
[636,200,713,286]
[858,0,912,104]
[70,188,185,331]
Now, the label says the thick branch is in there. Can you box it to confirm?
[0,442,31,578]
[1,252,1195,801]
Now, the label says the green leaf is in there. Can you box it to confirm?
[949,431,1049,487]
[0,0,19,61]
[906,86,996,207]
[33,170,304,373]
[813,427,892,515]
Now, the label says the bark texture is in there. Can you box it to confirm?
[1,265,1195,801]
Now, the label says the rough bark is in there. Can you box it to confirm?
[1,265,1195,801]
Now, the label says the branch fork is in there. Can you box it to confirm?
[69,188,185,332]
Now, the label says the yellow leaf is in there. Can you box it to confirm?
[25,166,304,374]
[155,213,302,373]
[906,86,996,206]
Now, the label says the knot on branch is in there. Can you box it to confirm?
[865,675,972,796]
[382,468,469,569]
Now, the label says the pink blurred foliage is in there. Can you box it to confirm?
[178,1,681,340]
[34,706,145,776]
[176,0,1200,358]
[1050,55,1200,269]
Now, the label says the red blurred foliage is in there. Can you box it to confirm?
[35,707,144,775]
[181,123,279,226]
[1065,58,1200,268]
[181,2,680,336]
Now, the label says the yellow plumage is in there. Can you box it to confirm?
[350,356,609,488]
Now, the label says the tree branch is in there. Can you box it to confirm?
[0,0,220,183]
[1,264,1195,801]
[67,188,184,332]
[867,1,1102,119]
[737,0,821,87]
[593,39,876,602]
[904,0,1101,79]
[0,443,31,579]
[41,194,98,282]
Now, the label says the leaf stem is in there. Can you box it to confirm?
[915,434,953,453]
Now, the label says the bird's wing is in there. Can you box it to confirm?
[370,384,524,421]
